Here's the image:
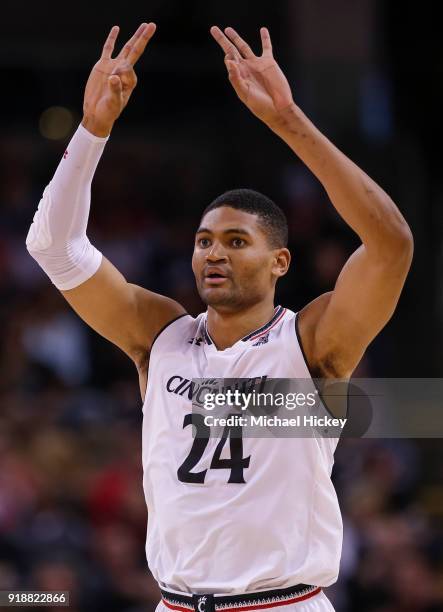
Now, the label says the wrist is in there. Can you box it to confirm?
[266,102,301,133]
[81,115,114,138]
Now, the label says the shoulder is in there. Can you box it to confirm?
[130,286,189,367]
[135,310,201,379]
[296,292,336,377]
[149,310,204,354]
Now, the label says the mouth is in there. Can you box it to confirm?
[204,270,229,285]
[204,274,228,285]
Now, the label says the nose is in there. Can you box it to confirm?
[205,242,228,262]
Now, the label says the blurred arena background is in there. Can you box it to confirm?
[0,1,442,610]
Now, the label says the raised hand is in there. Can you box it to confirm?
[82,22,156,137]
[210,26,294,128]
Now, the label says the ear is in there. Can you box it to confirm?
[272,248,291,278]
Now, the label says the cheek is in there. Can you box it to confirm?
[236,254,272,283]
[191,251,200,276]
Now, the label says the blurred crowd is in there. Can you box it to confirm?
[0,127,441,612]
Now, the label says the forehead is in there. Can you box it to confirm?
[198,206,262,234]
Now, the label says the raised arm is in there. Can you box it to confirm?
[211,26,413,378]
[26,24,185,369]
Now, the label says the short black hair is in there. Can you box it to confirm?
[201,188,288,248]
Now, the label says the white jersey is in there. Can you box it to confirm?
[142,306,343,594]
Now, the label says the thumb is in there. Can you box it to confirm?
[108,74,122,96]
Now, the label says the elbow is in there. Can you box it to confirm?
[391,222,414,264]
[26,236,41,259]
[373,201,414,266]
[26,228,43,259]
[401,223,414,257]
[378,222,414,269]
[26,208,53,256]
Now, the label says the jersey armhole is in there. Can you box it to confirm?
[150,313,189,353]
[294,311,349,424]
[294,310,315,379]
[142,313,190,407]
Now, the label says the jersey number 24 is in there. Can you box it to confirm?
[177,413,251,484]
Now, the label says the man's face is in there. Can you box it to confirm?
[192,206,290,311]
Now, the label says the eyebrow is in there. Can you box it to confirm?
[195,227,251,236]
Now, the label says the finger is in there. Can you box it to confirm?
[226,60,249,100]
[260,27,273,56]
[225,58,238,78]
[224,27,255,59]
[108,75,122,97]
[118,22,149,60]
[101,25,120,59]
[127,22,157,66]
[224,53,242,80]
[210,26,241,59]
[112,65,137,88]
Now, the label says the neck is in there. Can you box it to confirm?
[206,299,276,350]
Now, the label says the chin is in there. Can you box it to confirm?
[200,287,263,312]
[199,287,241,309]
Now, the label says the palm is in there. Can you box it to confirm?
[210,26,294,125]
[83,23,156,132]
[84,56,134,119]
[236,56,292,121]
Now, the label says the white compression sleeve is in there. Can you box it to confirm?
[26,124,108,290]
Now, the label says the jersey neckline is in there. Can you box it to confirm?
[203,305,286,349]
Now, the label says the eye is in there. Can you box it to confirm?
[198,237,211,248]
[231,238,245,248]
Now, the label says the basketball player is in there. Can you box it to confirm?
[26,22,413,612]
